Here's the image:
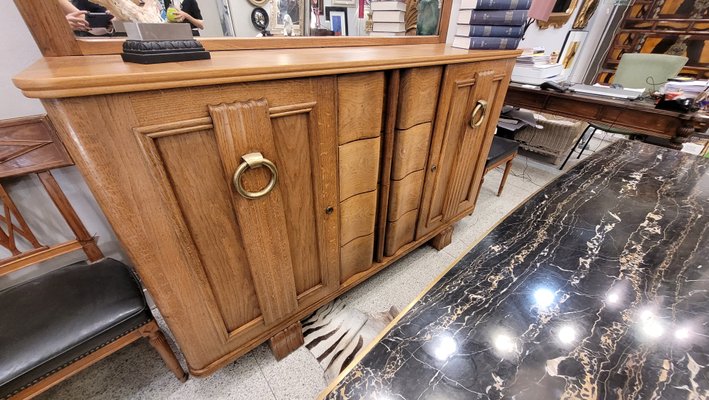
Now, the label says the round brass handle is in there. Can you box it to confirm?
[470,100,488,128]
[233,152,278,200]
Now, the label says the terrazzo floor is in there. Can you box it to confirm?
[37,132,619,400]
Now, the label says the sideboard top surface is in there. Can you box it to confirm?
[13,44,520,99]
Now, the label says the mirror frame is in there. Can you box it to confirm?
[536,0,580,30]
[14,0,452,57]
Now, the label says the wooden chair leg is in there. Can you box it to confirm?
[140,320,188,382]
[497,157,514,196]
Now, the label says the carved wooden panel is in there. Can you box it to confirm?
[133,79,339,344]
[417,61,513,239]
[0,115,72,179]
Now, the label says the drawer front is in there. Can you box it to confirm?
[130,77,339,365]
[337,73,385,283]
[384,67,441,256]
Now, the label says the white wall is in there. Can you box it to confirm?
[227,0,262,36]
[199,0,227,36]
[0,3,127,288]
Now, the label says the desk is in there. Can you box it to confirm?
[504,83,708,147]
[322,141,709,399]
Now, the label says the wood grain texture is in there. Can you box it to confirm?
[0,115,72,179]
[417,60,514,239]
[141,320,189,382]
[33,54,516,377]
[384,208,418,256]
[441,70,494,220]
[388,170,425,221]
[338,137,381,201]
[209,99,299,326]
[13,0,81,57]
[37,171,103,261]
[338,73,385,145]
[340,191,377,246]
[268,321,304,361]
[397,67,443,129]
[13,45,521,99]
[391,123,433,180]
[430,225,454,250]
[145,129,261,332]
[374,70,400,262]
[340,233,376,283]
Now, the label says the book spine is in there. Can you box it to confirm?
[463,24,524,37]
[462,10,528,26]
[461,0,532,10]
[467,36,521,50]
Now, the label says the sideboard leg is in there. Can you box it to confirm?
[268,321,304,361]
[430,226,454,250]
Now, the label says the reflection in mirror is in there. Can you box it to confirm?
[535,0,579,29]
[64,0,442,38]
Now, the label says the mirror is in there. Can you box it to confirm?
[66,0,443,39]
[536,0,579,29]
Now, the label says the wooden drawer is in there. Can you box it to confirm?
[337,73,385,282]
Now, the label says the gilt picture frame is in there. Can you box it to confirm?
[558,30,588,78]
[270,0,305,36]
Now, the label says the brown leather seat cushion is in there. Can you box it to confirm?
[0,258,151,399]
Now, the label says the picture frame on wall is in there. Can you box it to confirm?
[332,0,357,7]
[270,0,305,36]
[325,6,349,36]
[558,30,588,78]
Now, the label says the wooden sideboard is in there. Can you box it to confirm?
[13,44,518,376]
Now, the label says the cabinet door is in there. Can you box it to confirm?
[417,60,513,238]
[132,78,339,363]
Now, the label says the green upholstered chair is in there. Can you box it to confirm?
[561,53,689,169]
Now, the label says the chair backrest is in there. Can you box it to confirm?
[0,115,103,277]
[612,53,688,92]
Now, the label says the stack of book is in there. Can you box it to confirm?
[511,52,563,84]
[451,0,531,50]
[370,0,407,37]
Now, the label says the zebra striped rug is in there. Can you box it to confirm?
[302,299,398,381]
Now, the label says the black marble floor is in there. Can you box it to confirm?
[325,140,709,400]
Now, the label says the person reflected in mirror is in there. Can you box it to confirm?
[60,2,89,31]
[165,0,205,36]
[58,0,114,36]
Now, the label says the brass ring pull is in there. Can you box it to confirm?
[233,152,278,199]
[470,100,488,128]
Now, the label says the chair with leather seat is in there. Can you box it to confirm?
[0,115,187,399]
[482,136,519,196]
[560,53,688,169]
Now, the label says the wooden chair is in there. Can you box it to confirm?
[482,136,519,197]
[0,115,187,400]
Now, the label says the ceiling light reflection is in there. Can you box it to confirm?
[533,288,555,309]
[674,327,690,340]
[558,325,577,344]
[607,292,620,304]
[638,309,664,339]
[493,333,515,353]
[431,335,457,361]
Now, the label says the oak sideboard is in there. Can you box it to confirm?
[14,44,518,376]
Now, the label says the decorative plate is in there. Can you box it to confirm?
[251,7,269,31]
